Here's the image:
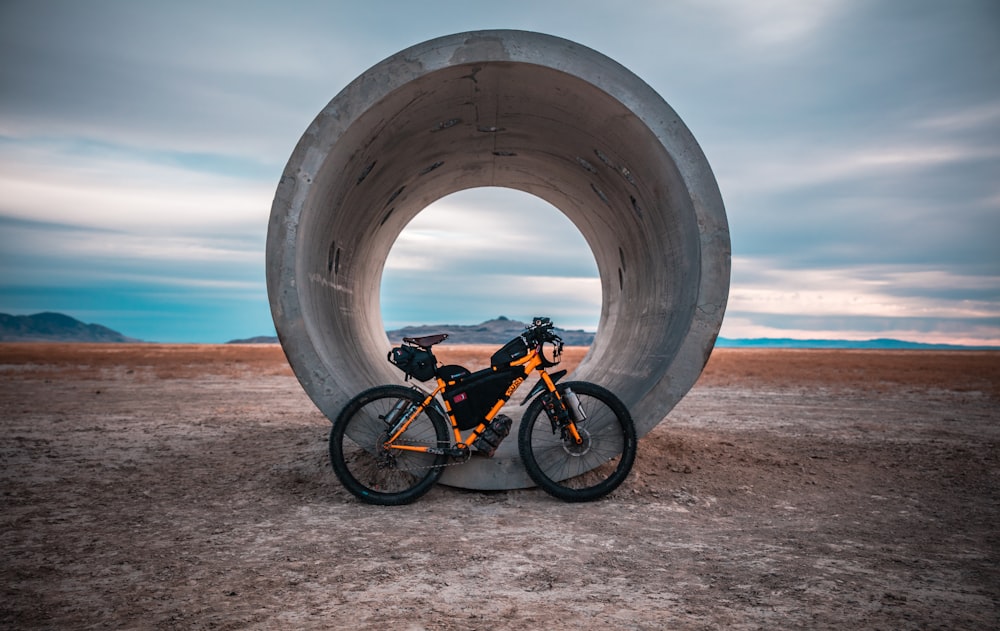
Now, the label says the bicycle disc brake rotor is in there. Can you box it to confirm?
[561,428,592,457]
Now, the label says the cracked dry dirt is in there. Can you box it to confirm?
[1,344,998,629]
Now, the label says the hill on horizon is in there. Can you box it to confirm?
[0,312,137,343]
[715,337,999,351]
[3,312,994,349]
[386,319,998,350]
[230,317,597,345]
[385,316,596,346]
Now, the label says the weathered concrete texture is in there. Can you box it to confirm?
[266,30,730,489]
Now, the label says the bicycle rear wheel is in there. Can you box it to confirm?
[518,381,637,502]
[329,385,449,505]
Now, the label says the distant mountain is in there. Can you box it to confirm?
[715,337,999,351]
[226,317,591,345]
[225,316,595,345]
[9,312,991,348]
[387,316,596,346]
[0,312,138,343]
[230,321,998,350]
[227,335,280,344]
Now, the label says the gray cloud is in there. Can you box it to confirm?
[0,0,997,342]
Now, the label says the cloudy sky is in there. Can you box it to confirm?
[1,1,998,344]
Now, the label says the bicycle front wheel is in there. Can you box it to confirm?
[329,385,449,505]
[518,381,637,502]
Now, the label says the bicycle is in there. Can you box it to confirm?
[329,317,638,505]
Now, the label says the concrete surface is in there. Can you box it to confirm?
[266,30,730,489]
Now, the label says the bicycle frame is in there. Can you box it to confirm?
[385,344,581,456]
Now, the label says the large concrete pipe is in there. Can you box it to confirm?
[267,30,730,489]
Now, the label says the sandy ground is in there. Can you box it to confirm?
[1,344,998,630]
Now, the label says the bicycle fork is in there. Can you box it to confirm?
[540,379,585,444]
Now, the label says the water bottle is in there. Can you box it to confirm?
[562,387,587,422]
[383,398,414,431]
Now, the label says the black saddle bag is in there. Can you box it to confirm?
[388,345,436,382]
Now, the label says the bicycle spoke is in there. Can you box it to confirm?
[330,385,449,505]
[518,381,637,501]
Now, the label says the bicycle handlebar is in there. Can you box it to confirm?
[523,316,563,354]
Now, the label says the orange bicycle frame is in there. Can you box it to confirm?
[384,344,581,454]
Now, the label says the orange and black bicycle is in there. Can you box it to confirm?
[329,317,637,505]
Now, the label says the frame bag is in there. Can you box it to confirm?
[445,370,521,430]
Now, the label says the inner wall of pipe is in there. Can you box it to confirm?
[299,61,696,410]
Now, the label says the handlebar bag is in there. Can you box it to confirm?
[490,336,528,368]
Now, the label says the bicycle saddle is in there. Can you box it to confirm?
[403,333,448,348]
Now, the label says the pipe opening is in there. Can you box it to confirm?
[381,187,601,343]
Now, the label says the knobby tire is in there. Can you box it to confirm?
[518,381,637,502]
[329,385,449,506]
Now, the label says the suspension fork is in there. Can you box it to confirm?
[539,370,583,444]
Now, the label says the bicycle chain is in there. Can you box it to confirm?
[378,438,473,472]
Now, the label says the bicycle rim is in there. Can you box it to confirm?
[519,381,637,502]
[330,385,448,505]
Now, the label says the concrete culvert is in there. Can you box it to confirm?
[266,30,730,490]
